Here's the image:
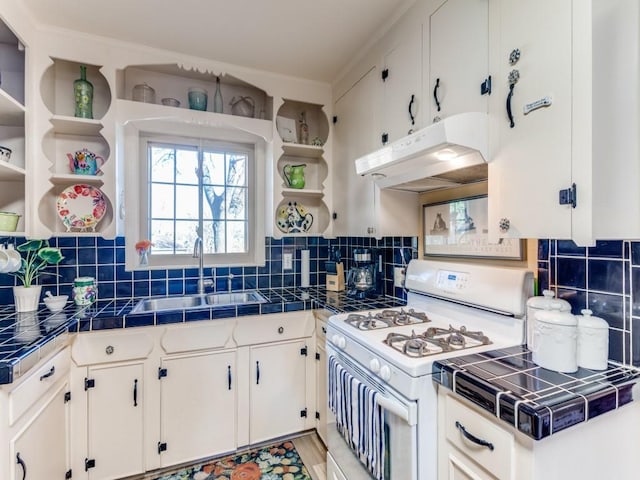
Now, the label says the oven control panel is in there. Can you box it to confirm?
[436,270,469,291]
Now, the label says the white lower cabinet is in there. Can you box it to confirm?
[314,311,330,445]
[159,350,237,466]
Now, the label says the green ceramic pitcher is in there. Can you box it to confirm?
[283,163,306,189]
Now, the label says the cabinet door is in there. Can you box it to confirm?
[315,342,328,445]
[160,350,236,466]
[250,340,307,444]
[443,449,495,480]
[332,67,378,236]
[86,362,144,480]
[487,0,573,240]
[10,380,69,480]
[382,25,423,143]
[429,0,488,121]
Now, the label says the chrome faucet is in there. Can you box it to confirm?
[192,236,213,294]
[227,273,234,292]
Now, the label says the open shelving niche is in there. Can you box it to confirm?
[0,21,26,236]
[273,99,330,237]
[38,58,114,236]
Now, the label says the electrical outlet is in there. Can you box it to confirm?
[393,267,406,288]
[283,252,293,270]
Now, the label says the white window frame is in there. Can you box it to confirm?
[122,117,267,270]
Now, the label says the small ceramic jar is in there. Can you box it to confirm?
[576,309,609,370]
[532,305,578,373]
[132,83,156,103]
[73,276,97,306]
[526,289,571,347]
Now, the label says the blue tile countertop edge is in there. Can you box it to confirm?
[0,287,405,385]
[432,345,640,440]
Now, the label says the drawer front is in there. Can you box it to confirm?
[445,394,514,479]
[9,347,70,425]
[161,319,235,353]
[315,315,328,344]
[235,312,314,345]
[71,330,154,366]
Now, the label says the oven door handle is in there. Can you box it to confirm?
[376,395,417,426]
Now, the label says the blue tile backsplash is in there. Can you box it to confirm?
[0,235,417,307]
[538,239,639,367]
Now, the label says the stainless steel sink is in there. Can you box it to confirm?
[130,290,267,313]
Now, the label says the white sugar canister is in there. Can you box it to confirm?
[526,289,571,348]
[532,305,578,373]
[576,309,609,370]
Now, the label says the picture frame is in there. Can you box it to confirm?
[276,116,298,143]
[423,194,523,259]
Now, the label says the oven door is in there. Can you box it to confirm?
[326,344,418,480]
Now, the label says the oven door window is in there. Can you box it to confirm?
[328,352,418,480]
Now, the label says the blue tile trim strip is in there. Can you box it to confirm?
[433,346,640,440]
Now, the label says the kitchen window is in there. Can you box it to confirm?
[122,118,266,270]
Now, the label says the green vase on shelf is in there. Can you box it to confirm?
[74,64,93,119]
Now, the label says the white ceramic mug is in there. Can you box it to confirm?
[4,244,21,272]
[0,247,10,273]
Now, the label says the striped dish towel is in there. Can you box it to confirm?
[329,356,386,480]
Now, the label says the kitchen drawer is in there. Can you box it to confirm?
[71,330,154,366]
[235,312,314,345]
[314,309,330,344]
[445,394,514,479]
[9,347,70,425]
[161,319,235,353]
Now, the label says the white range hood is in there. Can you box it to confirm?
[354,112,488,192]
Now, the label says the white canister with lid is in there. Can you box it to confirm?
[576,309,609,370]
[532,305,578,373]
[526,289,571,347]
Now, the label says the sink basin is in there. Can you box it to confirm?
[130,290,267,314]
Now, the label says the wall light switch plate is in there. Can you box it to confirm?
[283,252,293,270]
[393,267,406,288]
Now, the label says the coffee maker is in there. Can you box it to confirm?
[346,248,383,299]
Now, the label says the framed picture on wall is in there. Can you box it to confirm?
[423,194,523,259]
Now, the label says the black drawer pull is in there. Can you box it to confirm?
[16,452,26,480]
[39,366,55,381]
[455,421,494,451]
[133,378,138,407]
[256,361,260,385]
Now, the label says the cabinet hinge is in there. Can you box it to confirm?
[315,352,321,361]
[315,411,321,420]
[84,378,95,390]
[559,183,577,208]
[381,133,389,145]
[332,115,338,124]
[64,391,71,403]
[84,458,95,471]
[158,367,168,379]
[481,75,492,95]
[300,346,308,356]
[381,68,389,81]
[65,469,72,479]
[158,442,168,454]
[300,408,308,418]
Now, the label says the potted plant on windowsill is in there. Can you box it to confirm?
[11,240,64,312]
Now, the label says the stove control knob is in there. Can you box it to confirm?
[369,358,381,373]
[379,365,392,381]
[332,334,346,349]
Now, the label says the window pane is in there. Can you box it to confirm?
[151,220,176,254]
[227,221,247,253]
[227,154,247,186]
[203,152,226,185]
[151,184,175,218]
[175,220,198,254]
[150,146,175,183]
[210,220,226,253]
[203,186,226,220]
[175,185,200,219]
[227,186,247,220]
[175,149,199,185]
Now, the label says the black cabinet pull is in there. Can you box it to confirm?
[256,361,260,385]
[433,78,441,112]
[455,421,494,451]
[227,365,232,390]
[506,83,516,128]
[16,452,26,480]
[408,94,416,125]
[133,379,138,407]
[39,365,55,381]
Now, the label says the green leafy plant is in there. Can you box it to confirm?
[11,240,64,288]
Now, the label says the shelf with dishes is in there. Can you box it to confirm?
[277,154,327,193]
[275,196,330,236]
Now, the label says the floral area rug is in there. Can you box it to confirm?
[154,441,312,480]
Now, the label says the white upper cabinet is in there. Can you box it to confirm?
[429,0,489,122]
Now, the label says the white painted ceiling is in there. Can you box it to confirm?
[22,0,414,83]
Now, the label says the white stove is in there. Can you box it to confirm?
[326,259,533,480]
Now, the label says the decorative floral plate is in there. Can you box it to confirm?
[56,184,106,232]
[276,201,314,234]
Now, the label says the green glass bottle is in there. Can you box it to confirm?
[74,65,93,119]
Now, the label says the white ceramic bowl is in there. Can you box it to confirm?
[161,97,180,107]
[44,295,68,313]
